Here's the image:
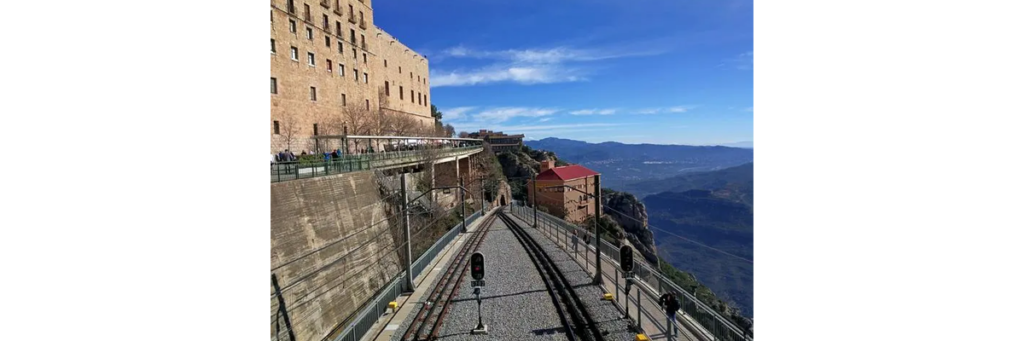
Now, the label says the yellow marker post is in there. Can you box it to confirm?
[602,293,614,301]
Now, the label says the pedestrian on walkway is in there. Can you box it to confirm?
[571,230,579,254]
[659,292,681,338]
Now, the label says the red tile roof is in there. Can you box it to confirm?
[536,165,600,181]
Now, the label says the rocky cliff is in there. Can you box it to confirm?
[602,188,659,266]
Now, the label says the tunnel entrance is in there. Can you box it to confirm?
[500,195,507,206]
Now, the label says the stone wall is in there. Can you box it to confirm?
[271,170,404,341]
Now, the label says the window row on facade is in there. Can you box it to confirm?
[271,77,373,105]
[272,8,429,87]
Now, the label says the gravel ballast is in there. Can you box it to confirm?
[392,208,635,341]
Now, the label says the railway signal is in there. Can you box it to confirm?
[470,252,485,280]
[470,252,488,335]
[619,245,635,273]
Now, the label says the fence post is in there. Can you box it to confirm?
[460,177,467,233]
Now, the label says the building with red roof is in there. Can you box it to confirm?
[527,160,601,224]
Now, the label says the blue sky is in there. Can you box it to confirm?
[373,0,752,145]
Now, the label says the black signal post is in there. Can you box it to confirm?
[470,252,488,335]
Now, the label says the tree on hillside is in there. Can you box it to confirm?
[458,131,469,138]
[430,104,442,123]
[444,124,455,138]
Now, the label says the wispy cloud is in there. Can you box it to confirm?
[733,50,757,69]
[538,117,553,122]
[634,106,695,114]
[430,45,665,87]
[440,106,477,121]
[431,65,584,87]
[473,107,559,123]
[569,108,617,116]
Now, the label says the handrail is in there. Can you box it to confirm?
[512,205,751,341]
[271,146,483,183]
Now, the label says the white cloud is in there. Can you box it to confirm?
[733,50,757,70]
[440,106,476,120]
[489,123,620,132]
[445,46,471,57]
[474,107,559,123]
[430,45,664,87]
[539,117,553,122]
[431,65,585,87]
[634,106,694,114]
[570,108,617,115]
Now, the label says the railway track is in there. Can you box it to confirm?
[498,211,607,341]
[401,212,497,341]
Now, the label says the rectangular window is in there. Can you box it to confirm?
[290,47,298,60]
[410,90,414,103]
[271,77,277,94]
[306,27,313,40]
[327,59,333,72]
[350,29,356,44]
[287,0,295,13]
[310,87,317,101]
[354,68,359,82]
[400,86,404,100]
[384,59,388,68]
[424,95,427,106]
[399,66,402,74]
[323,14,328,28]
[365,99,370,110]
[362,53,367,63]
[385,81,390,95]
[341,93,346,106]
[417,75,420,82]
[336,21,341,35]
[361,34,365,48]
[338,40,343,53]
[308,52,315,66]
[274,121,280,134]
[289,19,296,33]
[339,64,345,76]
[352,48,357,59]
[313,123,319,135]
[271,39,276,53]
[418,93,421,105]
[304,4,311,21]
[363,72,368,84]
[325,36,330,48]
[410,72,413,80]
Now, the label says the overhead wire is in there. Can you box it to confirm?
[529,186,754,264]
[271,187,407,272]
[275,203,469,325]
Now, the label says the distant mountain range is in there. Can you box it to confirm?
[717,141,753,149]
[642,163,754,317]
[524,138,753,190]
[620,162,754,202]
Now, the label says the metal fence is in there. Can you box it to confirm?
[271,146,483,182]
[511,205,751,341]
[329,209,482,341]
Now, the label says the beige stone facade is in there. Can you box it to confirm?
[271,0,433,153]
